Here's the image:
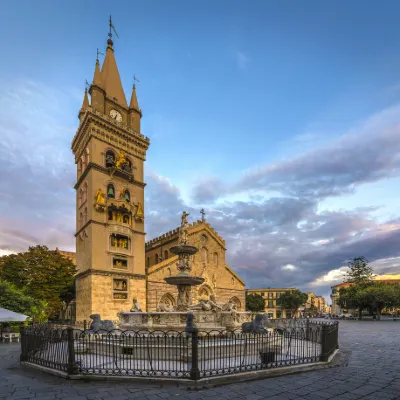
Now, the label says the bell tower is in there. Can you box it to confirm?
[72,32,150,320]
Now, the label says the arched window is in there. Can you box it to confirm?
[167,267,172,276]
[123,189,130,202]
[123,214,129,224]
[106,150,115,168]
[108,210,113,220]
[107,184,115,199]
[146,257,150,268]
[155,253,159,264]
[213,252,218,266]
[200,247,208,263]
[79,212,83,225]
[164,250,168,260]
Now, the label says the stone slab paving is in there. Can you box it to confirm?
[1,320,400,399]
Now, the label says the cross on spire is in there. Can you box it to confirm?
[108,15,119,40]
[96,48,104,61]
[133,74,140,88]
[200,209,206,222]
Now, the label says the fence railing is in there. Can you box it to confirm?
[20,320,339,380]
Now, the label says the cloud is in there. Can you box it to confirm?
[282,264,297,271]
[0,78,77,253]
[236,52,250,70]
[2,78,400,304]
[191,104,400,203]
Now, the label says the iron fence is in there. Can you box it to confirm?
[20,320,338,380]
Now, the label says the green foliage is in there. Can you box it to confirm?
[0,245,76,317]
[0,278,48,322]
[246,293,266,312]
[337,281,400,319]
[345,256,374,284]
[279,290,308,316]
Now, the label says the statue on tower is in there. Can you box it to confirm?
[115,150,129,170]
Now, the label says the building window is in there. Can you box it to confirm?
[110,234,129,249]
[261,293,265,297]
[123,214,130,224]
[267,311,274,318]
[164,250,168,260]
[268,300,273,308]
[106,150,115,168]
[200,247,208,263]
[276,310,282,319]
[113,278,128,299]
[113,257,128,270]
[107,184,115,198]
[213,252,218,266]
[155,253,159,264]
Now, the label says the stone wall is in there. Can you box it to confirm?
[76,271,146,321]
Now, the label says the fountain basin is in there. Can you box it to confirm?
[169,245,198,255]
[164,275,205,286]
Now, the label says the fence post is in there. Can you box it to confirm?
[305,317,310,341]
[20,325,28,362]
[319,324,329,362]
[67,327,79,375]
[190,327,200,380]
[83,320,87,331]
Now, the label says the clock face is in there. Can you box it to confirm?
[110,109,122,122]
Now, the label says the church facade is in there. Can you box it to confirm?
[69,29,245,321]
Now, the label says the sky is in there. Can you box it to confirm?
[2,0,400,302]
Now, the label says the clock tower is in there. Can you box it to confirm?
[72,36,150,320]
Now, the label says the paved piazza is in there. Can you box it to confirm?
[1,321,400,400]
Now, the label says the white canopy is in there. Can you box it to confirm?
[0,307,29,322]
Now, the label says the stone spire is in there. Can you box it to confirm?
[129,84,139,111]
[78,88,89,120]
[92,59,102,87]
[101,39,127,107]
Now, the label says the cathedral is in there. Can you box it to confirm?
[69,29,246,321]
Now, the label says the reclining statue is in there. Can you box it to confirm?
[242,313,269,334]
[157,302,175,312]
[89,314,115,332]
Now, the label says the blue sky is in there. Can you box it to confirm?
[2,1,400,301]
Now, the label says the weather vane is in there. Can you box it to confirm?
[85,79,90,90]
[108,15,119,40]
[96,48,104,61]
[133,74,140,88]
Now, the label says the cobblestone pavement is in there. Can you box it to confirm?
[1,320,400,399]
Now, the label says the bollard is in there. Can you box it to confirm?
[67,327,79,375]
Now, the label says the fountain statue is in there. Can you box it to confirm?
[118,211,253,332]
[163,211,204,311]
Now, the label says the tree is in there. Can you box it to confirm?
[246,293,266,312]
[362,282,400,319]
[345,257,374,284]
[278,290,308,318]
[0,279,48,322]
[0,246,76,317]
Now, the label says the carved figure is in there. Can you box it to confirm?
[115,150,127,169]
[130,298,142,312]
[212,273,217,288]
[185,312,197,335]
[189,300,212,311]
[222,298,237,312]
[135,202,144,221]
[89,314,115,332]
[181,211,190,227]
[242,314,269,334]
[157,302,175,312]
[95,189,105,204]
[209,295,223,311]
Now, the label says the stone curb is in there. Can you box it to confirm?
[21,349,339,388]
